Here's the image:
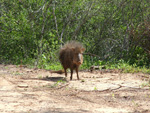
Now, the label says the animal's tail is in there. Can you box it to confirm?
[50,70,65,74]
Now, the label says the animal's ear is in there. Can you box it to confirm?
[81,48,85,52]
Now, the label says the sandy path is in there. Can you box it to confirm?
[0,65,150,113]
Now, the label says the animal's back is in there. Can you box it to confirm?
[59,47,74,69]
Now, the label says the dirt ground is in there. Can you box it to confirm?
[0,65,150,113]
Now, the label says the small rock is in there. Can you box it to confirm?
[18,83,28,88]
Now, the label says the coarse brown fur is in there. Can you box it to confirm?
[59,41,85,80]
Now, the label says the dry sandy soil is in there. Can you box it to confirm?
[0,64,150,113]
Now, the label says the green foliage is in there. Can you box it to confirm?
[49,80,66,88]
[128,47,150,67]
[141,82,150,88]
[94,87,97,90]
[0,0,150,72]
[104,59,150,74]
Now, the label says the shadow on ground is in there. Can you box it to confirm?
[22,76,67,82]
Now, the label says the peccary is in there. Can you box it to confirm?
[59,41,85,80]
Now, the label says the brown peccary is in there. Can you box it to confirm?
[59,41,85,80]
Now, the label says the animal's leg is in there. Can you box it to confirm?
[75,67,79,80]
[64,68,67,77]
[70,69,73,80]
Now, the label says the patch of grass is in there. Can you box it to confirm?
[38,75,43,79]
[132,100,140,107]
[44,80,66,88]
[57,80,66,84]
[47,63,62,70]
[81,58,150,74]
[140,82,150,88]
[112,93,115,99]
[37,61,62,71]
[52,80,66,88]
[13,72,23,76]
[81,79,85,82]
[94,87,97,90]
[4,66,9,69]
[103,60,150,74]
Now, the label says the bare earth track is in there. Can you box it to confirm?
[0,65,150,113]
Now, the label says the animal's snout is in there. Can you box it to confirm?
[77,53,82,64]
[73,53,83,65]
